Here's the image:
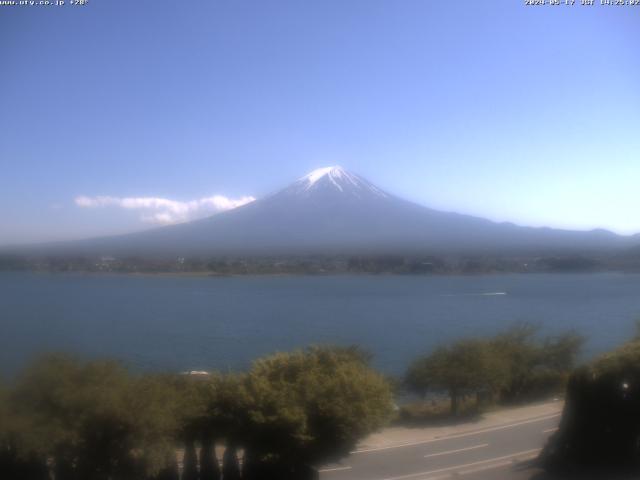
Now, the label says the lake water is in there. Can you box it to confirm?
[1,272,640,378]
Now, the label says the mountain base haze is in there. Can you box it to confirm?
[4,167,640,260]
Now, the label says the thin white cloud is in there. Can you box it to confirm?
[74,194,255,225]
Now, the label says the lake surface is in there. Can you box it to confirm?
[1,272,640,377]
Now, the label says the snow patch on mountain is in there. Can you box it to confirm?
[291,166,388,198]
[303,166,341,187]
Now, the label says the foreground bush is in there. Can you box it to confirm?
[540,339,640,475]
[2,354,181,479]
[0,346,393,480]
[242,346,393,470]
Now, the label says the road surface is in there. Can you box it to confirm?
[319,402,562,480]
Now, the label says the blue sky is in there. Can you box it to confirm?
[1,0,639,244]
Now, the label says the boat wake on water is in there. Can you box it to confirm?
[440,292,508,297]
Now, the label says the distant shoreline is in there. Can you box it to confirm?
[2,268,639,279]
[3,250,640,277]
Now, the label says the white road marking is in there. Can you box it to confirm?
[543,427,558,433]
[457,450,540,476]
[457,460,514,475]
[423,443,488,458]
[352,413,560,454]
[380,448,541,480]
[319,466,352,473]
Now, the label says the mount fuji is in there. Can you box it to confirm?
[42,166,637,256]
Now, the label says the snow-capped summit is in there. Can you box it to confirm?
[286,166,388,198]
[302,166,344,186]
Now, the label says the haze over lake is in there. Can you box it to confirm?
[2,272,640,377]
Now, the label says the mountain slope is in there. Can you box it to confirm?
[55,166,636,256]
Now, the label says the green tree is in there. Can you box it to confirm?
[199,434,220,480]
[241,346,393,472]
[406,339,507,415]
[491,323,541,401]
[539,331,584,372]
[0,380,22,479]
[8,354,181,480]
[168,373,221,480]
[492,324,584,402]
[222,444,241,480]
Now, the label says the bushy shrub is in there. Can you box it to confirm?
[541,339,640,474]
[242,346,394,467]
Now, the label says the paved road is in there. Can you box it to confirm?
[319,407,561,480]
